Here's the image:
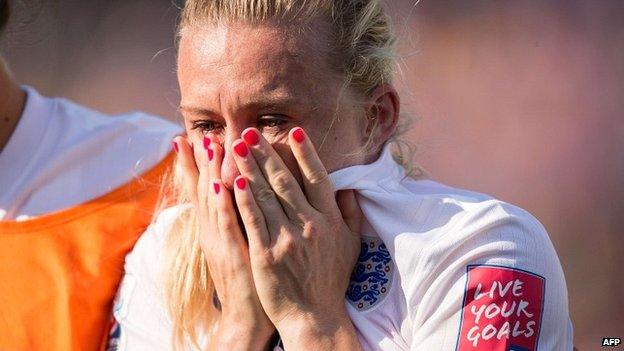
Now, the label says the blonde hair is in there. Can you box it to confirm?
[162,0,412,349]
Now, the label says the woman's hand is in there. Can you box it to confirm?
[173,136,275,350]
[229,127,363,350]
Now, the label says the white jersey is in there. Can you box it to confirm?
[112,143,573,351]
[0,86,182,220]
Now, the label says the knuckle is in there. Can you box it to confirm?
[301,220,321,240]
[221,218,238,233]
[253,184,276,203]
[254,150,270,165]
[254,248,276,268]
[271,171,295,194]
[326,211,343,227]
[243,212,264,230]
[280,234,297,254]
[217,212,237,232]
[307,168,330,186]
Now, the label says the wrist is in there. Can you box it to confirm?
[277,310,361,351]
[209,315,274,351]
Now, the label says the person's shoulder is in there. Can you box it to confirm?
[125,204,189,273]
[432,180,548,247]
[33,86,182,178]
[24,85,182,156]
[51,94,181,137]
[130,204,188,253]
[399,178,549,246]
[394,178,561,283]
[114,205,185,348]
[20,85,178,138]
[394,180,572,350]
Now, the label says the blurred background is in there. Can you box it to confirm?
[1,0,622,349]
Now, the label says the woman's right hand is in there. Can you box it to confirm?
[173,135,275,350]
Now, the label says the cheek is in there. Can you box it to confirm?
[304,118,366,173]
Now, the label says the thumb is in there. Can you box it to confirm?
[336,189,363,234]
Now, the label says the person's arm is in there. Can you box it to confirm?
[278,312,361,351]
[174,135,275,351]
[229,127,363,351]
[406,202,573,351]
[176,127,363,350]
[206,316,274,351]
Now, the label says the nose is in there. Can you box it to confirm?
[220,131,242,190]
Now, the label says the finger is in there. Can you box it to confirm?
[241,128,311,221]
[207,140,228,242]
[195,136,210,215]
[288,127,339,215]
[173,136,199,205]
[213,178,248,250]
[232,175,270,251]
[207,139,223,181]
[194,136,222,200]
[335,189,363,235]
[196,136,219,251]
[232,137,289,234]
[235,133,300,226]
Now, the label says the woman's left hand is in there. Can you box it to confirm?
[229,127,363,350]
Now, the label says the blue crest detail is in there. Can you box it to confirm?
[346,237,393,311]
[106,318,121,351]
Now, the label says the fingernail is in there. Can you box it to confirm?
[213,182,220,194]
[203,136,211,150]
[207,148,214,161]
[172,141,179,153]
[235,177,247,190]
[292,128,305,143]
[233,140,248,157]
[242,129,260,146]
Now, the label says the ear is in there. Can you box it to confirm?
[365,83,400,147]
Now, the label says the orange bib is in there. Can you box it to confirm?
[0,153,174,351]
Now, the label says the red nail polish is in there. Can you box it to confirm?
[203,136,211,150]
[235,177,247,190]
[242,129,260,145]
[213,182,220,194]
[207,148,214,161]
[233,141,248,157]
[292,128,305,143]
[172,141,179,153]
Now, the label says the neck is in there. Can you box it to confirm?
[0,56,25,153]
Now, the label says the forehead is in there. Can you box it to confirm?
[177,21,336,110]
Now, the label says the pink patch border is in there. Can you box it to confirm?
[454,264,546,351]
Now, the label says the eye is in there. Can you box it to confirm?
[258,115,288,129]
[191,120,222,135]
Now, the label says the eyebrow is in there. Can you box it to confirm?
[179,95,307,117]
[178,105,219,117]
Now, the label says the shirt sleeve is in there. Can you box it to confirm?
[407,200,573,351]
[107,206,182,351]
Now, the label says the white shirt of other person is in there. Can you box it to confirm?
[111,143,574,351]
[0,86,182,220]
